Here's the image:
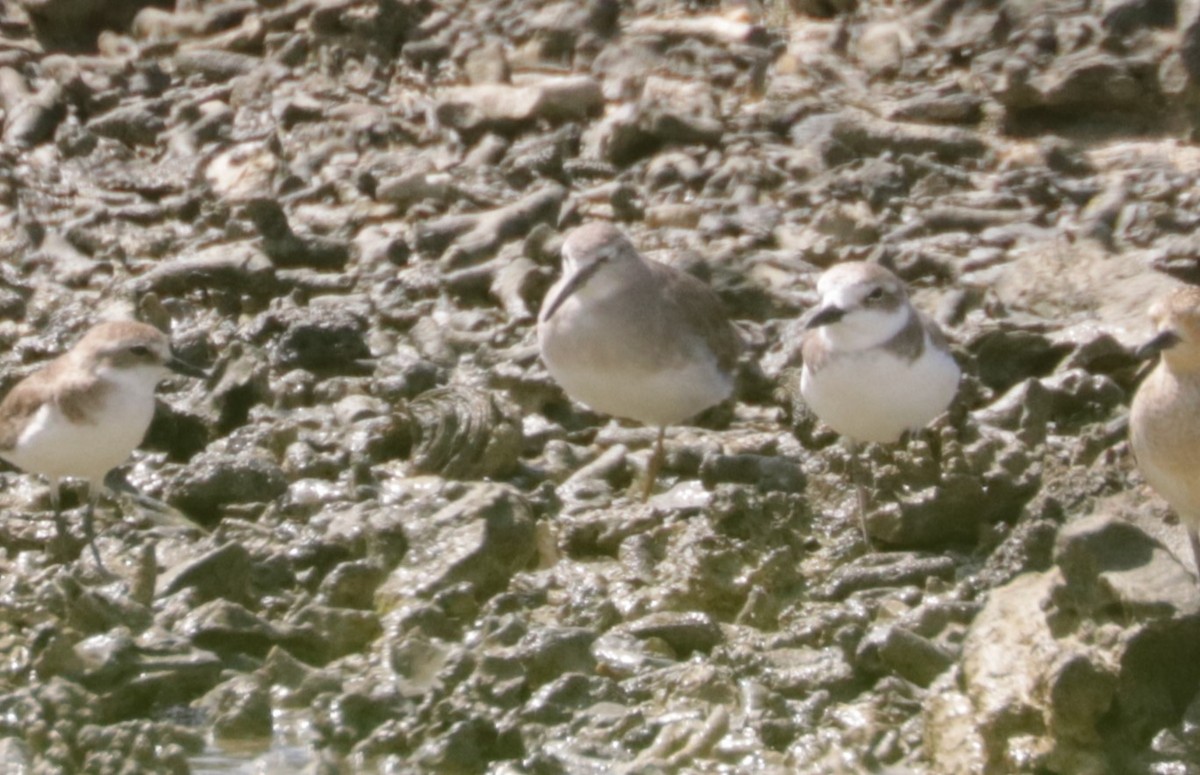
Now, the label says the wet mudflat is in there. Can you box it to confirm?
[0,0,1199,772]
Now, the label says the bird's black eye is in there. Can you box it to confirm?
[129,345,152,358]
[865,287,885,303]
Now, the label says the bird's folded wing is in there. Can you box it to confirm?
[0,363,107,450]
[653,262,742,372]
[0,373,53,452]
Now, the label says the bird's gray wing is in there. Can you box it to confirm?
[651,261,742,373]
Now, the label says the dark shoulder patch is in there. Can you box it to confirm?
[56,371,110,424]
[881,310,925,362]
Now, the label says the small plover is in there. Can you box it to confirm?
[0,320,205,567]
[801,262,960,541]
[1129,286,1200,581]
[538,222,741,499]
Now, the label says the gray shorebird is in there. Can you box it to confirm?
[1129,286,1200,581]
[0,320,205,568]
[801,262,960,542]
[538,223,741,499]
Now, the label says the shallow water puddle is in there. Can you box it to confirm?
[189,709,319,773]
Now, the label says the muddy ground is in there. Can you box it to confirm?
[0,0,1199,772]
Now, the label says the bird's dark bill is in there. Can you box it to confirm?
[542,259,606,322]
[1135,330,1181,360]
[806,305,846,329]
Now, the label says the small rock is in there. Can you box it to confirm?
[621,611,722,656]
[194,674,272,739]
[174,49,262,81]
[241,198,351,270]
[1053,514,1200,619]
[274,309,371,375]
[436,76,602,137]
[515,627,598,688]
[132,243,278,297]
[87,101,166,146]
[157,542,254,604]
[761,646,857,696]
[857,624,955,687]
[167,447,288,525]
[375,484,536,611]
[317,560,387,610]
[699,452,806,493]
[0,738,31,768]
[178,599,280,658]
[1102,0,1176,34]
[375,171,453,210]
[283,604,382,665]
[817,553,958,600]
[415,184,567,264]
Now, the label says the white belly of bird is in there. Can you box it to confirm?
[1131,436,1200,529]
[5,388,156,484]
[802,345,959,444]
[544,352,732,427]
[539,284,734,427]
[1140,457,1197,526]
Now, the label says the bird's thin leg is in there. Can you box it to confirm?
[1188,527,1200,586]
[847,440,872,549]
[48,479,70,561]
[642,426,666,502]
[81,485,106,571]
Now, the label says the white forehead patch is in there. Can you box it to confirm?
[818,263,874,296]
[95,304,139,324]
[825,283,864,312]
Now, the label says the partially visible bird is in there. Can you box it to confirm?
[0,320,206,568]
[1129,285,1200,581]
[538,223,741,499]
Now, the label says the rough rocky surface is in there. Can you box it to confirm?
[0,0,1198,771]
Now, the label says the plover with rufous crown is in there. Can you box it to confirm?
[0,320,206,568]
[801,261,960,544]
[1129,285,1200,583]
[538,222,742,500]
